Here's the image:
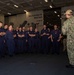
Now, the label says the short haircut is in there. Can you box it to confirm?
[0,21,3,23]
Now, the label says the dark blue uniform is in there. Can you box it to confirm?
[41,29,49,53]
[13,30,18,53]
[34,31,41,53]
[28,31,35,53]
[18,30,24,53]
[5,30,15,56]
[22,30,27,52]
[47,30,51,53]
[3,28,8,54]
[0,28,4,56]
[51,29,61,54]
[25,30,30,52]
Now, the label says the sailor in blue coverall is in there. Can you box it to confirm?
[47,28,51,53]
[0,21,5,57]
[22,27,27,53]
[51,25,61,54]
[18,27,24,53]
[5,25,15,56]
[41,25,49,54]
[3,24,8,54]
[34,28,41,53]
[14,27,19,53]
[13,29,17,53]
[28,26,35,53]
[25,27,30,53]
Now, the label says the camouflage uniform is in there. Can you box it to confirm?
[62,16,74,65]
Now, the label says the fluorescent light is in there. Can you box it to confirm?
[58,15,60,17]
[54,11,57,13]
[44,0,48,2]
[7,13,11,15]
[14,5,18,8]
[49,5,53,8]
[24,10,27,12]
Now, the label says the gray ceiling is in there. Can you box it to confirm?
[0,0,73,15]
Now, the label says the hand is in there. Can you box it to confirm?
[51,39,53,42]
[14,35,16,37]
[4,40,5,43]
[43,33,46,35]
[57,39,60,42]
[0,32,3,36]
[47,34,49,36]
[48,36,51,39]
[22,35,24,37]
[26,40,28,42]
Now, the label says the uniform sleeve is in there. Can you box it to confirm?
[62,21,68,35]
[5,31,8,40]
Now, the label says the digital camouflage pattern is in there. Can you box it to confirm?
[62,16,74,65]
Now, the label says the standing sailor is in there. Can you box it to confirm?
[5,25,15,56]
[0,21,5,57]
[34,28,40,53]
[41,25,48,54]
[28,26,35,53]
[51,25,61,54]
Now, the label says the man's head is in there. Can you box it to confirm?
[43,25,46,29]
[65,9,73,19]
[8,25,13,31]
[54,25,58,30]
[29,26,33,31]
[4,24,8,29]
[22,27,25,30]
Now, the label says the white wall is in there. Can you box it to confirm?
[26,10,43,25]
[26,10,43,31]
[9,14,26,28]
[8,10,44,31]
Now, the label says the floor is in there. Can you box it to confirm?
[0,53,74,75]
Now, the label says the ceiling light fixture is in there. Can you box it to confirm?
[54,11,57,13]
[7,13,11,15]
[49,5,53,8]
[14,5,18,8]
[44,0,48,2]
[24,10,27,12]
[58,15,60,17]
